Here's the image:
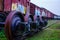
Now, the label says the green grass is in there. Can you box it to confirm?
[26,20,60,40]
[0,30,7,40]
[0,20,60,40]
[49,22,60,29]
[47,20,58,26]
[26,29,60,40]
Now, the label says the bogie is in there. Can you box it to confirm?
[0,0,49,40]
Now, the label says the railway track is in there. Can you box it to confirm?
[25,20,59,40]
[43,20,58,29]
[0,20,59,40]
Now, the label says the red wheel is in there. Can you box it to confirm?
[5,11,25,40]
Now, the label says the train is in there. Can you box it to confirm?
[0,0,60,40]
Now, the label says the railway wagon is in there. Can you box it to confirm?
[40,8,47,18]
[0,0,48,40]
[41,8,54,20]
[0,0,31,40]
[51,13,54,19]
[30,3,48,29]
[53,14,58,20]
[57,16,60,20]
[38,8,48,26]
[47,10,53,19]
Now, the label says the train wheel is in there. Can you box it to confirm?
[35,17,40,30]
[28,17,32,31]
[39,21,45,30]
[0,13,6,22]
[11,15,25,40]
[0,13,6,30]
[44,20,48,27]
[26,17,34,36]
[5,11,25,40]
[25,17,32,32]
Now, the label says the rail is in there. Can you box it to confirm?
[42,20,59,29]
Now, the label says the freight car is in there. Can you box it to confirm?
[47,11,54,20]
[30,3,48,30]
[0,0,48,40]
[41,8,54,20]
[57,16,60,20]
[53,14,60,20]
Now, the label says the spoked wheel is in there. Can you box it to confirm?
[5,11,26,40]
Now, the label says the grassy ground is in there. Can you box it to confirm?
[26,20,60,40]
[0,30,7,40]
[26,29,60,40]
[0,20,60,40]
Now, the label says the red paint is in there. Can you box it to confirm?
[3,0,30,12]
[30,3,35,15]
[4,0,11,11]
[0,0,3,11]
[12,0,18,3]
[47,11,52,18]
[0,0,55,19]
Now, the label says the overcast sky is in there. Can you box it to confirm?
[30,0,60,15]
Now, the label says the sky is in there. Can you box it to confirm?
[30,0,60,15]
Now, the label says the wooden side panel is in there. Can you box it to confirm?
[30,3,35,15]
[44,9,48,17]
[4,0,11,11]
[47,11,51,18]
[12,0,18,3]
[0,0,3,11]
[50,13,54,18]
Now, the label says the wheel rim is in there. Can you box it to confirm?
[11,15,21,32]
[11,15,25,40]
[5,11,25,40]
